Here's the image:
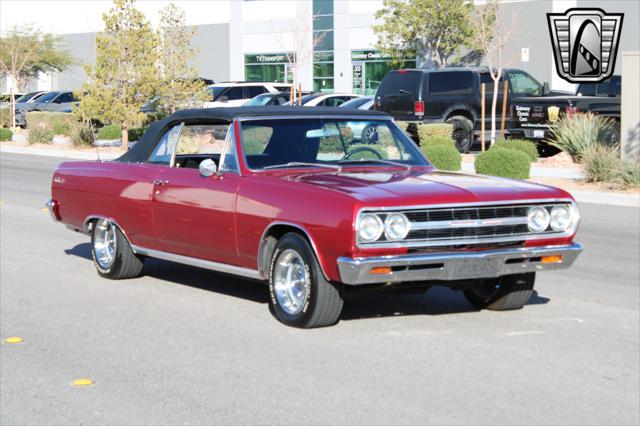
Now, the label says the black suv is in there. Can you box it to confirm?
[374,67,567,152]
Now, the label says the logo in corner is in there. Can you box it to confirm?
[547,8,623,83]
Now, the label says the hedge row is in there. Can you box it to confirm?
[26,112,77,135]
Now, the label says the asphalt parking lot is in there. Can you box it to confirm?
[1,152,639,425]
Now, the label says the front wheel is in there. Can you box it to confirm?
[91,218,144,279]
[463,273,535,311]
[269,233,344,328]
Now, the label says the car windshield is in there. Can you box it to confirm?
[244,94,273,106]
[506,70,541,96]
[240,118,429,170]
[35,92,60,103]
[15,92,38,103]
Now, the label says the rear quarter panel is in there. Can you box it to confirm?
[52,161,161,249]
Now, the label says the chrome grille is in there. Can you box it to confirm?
[359,202,574,248]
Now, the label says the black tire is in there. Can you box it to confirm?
[446,115,473,153]
[91,219,144,280]
[268,233,344,328]
[463,273,535,311]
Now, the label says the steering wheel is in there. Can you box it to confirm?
[343,146,383,160]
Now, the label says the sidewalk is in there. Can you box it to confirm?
[0,144,120,160]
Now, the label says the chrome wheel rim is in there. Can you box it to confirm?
[273,249,309,315]
[94,219,116,269]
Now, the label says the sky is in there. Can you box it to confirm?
[0,0,232,35]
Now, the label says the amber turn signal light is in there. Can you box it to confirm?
[369,266,392,275]
[541,255,563,264]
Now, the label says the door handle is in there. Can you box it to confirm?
[153,179,170,186]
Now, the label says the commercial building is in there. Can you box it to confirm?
[1,0,638,95]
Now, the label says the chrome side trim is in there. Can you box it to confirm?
[257,221,330,281]
[131,245,263,281]
[337,243,583,285]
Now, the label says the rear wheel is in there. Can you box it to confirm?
[446,115,473,153]
[269,233,344,328]
[91,219,144,279]
[463,273,535,311]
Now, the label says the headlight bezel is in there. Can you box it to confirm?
[384,213,411,241]
[357,213,384,243]
[527,206,551,233]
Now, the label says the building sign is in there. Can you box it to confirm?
[245,53,293,64]
[352,63,364,92]
[351,50,394,61]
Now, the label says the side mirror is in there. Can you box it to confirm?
[220,95,229,103]
[542,82,549,95]
[199,158,217,177]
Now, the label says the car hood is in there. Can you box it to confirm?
[275,168,570,206]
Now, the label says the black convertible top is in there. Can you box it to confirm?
[117,106,390,163]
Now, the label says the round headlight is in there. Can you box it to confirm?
[358,213,383,242]
[528,206,550,233]
[384,213,410,241]
[550,205,571,231]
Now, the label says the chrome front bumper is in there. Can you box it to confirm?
[337,243,582,285]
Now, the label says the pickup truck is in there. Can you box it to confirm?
[48,106,582,328]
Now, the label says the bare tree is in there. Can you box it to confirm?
[272,15,327,103]
[473,0,518,144]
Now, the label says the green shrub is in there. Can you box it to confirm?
[422,144,461,171]
[128,127,145,142]
[26,112,76,135]
[346,144,388,160]
[548,113,617,161]
[493,139,539,162]
[475,147,530,179]
[619,162,640,187]
[581,145,640,187]
[417,123,453,143]
[423,135,455,146]
[0,108,10,128]
[69,123,94,147]
[27,127,54,145]
[97,124,121,140]
[0,128,12,141]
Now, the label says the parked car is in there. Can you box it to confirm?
[15,91,78,126]
[287,93,361,107]
[0,93,24,104]
[243,91,313,106]
[576,75,620,97]
[48,106,582,328]
[340,96,374,110]
[204,82,292,108]
[374,67,611,153]
[15,91,47,104]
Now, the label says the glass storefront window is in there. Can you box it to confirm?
[313,78,334,92]
[246,64,286,83]
[314,30,333,51]
[351,50,416,96]
[313,63,334,78]
[313,52,334,63]
[313,0,333,16]
[314,15,333,31]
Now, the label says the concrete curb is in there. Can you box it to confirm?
[570,190,640,208]
[0,145,120,160]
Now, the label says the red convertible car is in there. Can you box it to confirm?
[48,107,582,328]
